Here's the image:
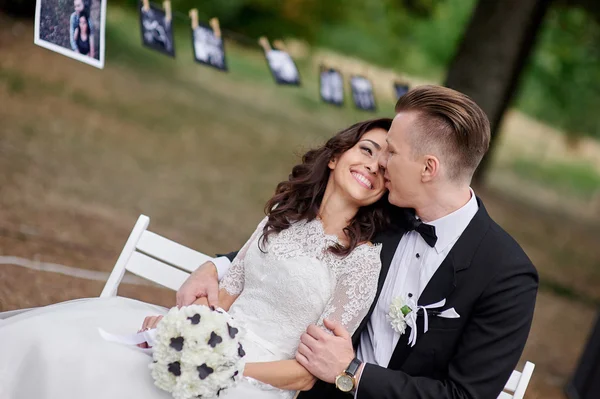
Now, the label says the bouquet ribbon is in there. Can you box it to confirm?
[98,328,158,354]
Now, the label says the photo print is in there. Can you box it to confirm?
[265,49,301,85]
[34,0,106,68]
[319,66,344,106]
[350,75,376,111]
[394,82,409,99]
[140,0,175,57]
[190,12,227,71]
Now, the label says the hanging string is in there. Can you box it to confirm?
[152,2,262,49]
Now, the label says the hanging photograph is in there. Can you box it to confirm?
[264,49,301,86]
[351,75,376,111]
[394,82,409,99]
[319,66,344,106]
[191,22,227,71]
[34,0,106,68]
[139,1,175,57]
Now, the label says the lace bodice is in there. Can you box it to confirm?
[220,217,382,360]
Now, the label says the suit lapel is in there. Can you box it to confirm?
[387,198,492,368]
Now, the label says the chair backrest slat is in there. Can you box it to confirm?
[503,370,521,393]
[137,231,212,273]
[125,251,190,291]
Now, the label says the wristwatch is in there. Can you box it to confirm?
[335,357,362,393]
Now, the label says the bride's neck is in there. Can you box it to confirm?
[318,187,358,241]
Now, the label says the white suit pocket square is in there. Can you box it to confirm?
[438,307,460,318]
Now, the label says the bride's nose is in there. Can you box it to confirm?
[365,163,378,175]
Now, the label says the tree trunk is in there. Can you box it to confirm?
[444,0,551,185]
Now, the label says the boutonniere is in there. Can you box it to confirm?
[388,295,460,347]
[387,295,415,336]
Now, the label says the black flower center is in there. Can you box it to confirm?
[187,314,201,325]
[227,323,239,338]
[170,336,184,351]
[197,363,214,380]
[208,332,223,348]
[168,361,181,376]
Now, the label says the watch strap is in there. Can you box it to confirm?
[345,357,362,377]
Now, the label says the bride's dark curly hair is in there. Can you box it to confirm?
[261,118,395,257]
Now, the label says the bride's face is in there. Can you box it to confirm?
[328,128,388,207]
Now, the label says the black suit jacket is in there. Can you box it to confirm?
[223,199,538,399]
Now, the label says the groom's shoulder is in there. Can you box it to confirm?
[477,216,537,276]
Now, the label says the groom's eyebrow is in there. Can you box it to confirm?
[361,139,381,150]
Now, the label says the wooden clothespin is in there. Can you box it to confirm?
[258,36,272,52]
[142,0,150,12]
[209,18,221,38]
[163,1,172,23]
[273,40,287,52]
[189,8,199,30]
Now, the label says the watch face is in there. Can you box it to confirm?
[336,374,354,392]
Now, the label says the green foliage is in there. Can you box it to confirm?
[515,5,600,139]
[511,158,600,198]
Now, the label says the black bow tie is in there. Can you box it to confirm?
[407,217,438,248]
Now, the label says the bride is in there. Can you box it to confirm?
[0,118,394,399]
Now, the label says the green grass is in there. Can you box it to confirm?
[511,158,600,198]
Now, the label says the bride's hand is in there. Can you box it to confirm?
[137,315,163,348]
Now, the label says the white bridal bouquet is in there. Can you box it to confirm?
[149,305,246,399]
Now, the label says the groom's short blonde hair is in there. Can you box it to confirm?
[395,85,490,181]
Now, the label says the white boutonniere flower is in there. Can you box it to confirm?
[387,295,415,335]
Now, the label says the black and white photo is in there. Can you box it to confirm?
[394,82,409,99]
[319,66,344,106]
[34,0,106,68]
[191,22,227,71]
[351,75,376,111]
[139,1,174,57]
[264,49,301,86]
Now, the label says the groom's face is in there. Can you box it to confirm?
[380,112,425,207]
[74,0,84,13]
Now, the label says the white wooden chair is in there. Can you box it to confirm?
[497,361,536,399]
[2,214,536,399]
[100,214,212,297]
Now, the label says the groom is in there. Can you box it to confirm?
[176,85,538,398]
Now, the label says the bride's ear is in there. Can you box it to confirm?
[328,156,337,170]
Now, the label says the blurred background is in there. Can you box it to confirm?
[1,0,599,398]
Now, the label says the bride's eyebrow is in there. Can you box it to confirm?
[360,139,381,150]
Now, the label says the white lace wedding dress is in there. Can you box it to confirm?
[0,217,382,399]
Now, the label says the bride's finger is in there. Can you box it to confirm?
[149,316,163,329]
[141,316,151,331]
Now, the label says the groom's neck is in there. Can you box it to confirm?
[414,185,472,223]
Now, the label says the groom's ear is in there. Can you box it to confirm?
[421,155,440,182]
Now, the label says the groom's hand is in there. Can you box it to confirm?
[296,319,355,384]
[176,261,219,308]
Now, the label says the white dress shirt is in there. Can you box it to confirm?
[356,189,478,367]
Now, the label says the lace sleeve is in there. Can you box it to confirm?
[317,246,382,335]
[219,217,268,296]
